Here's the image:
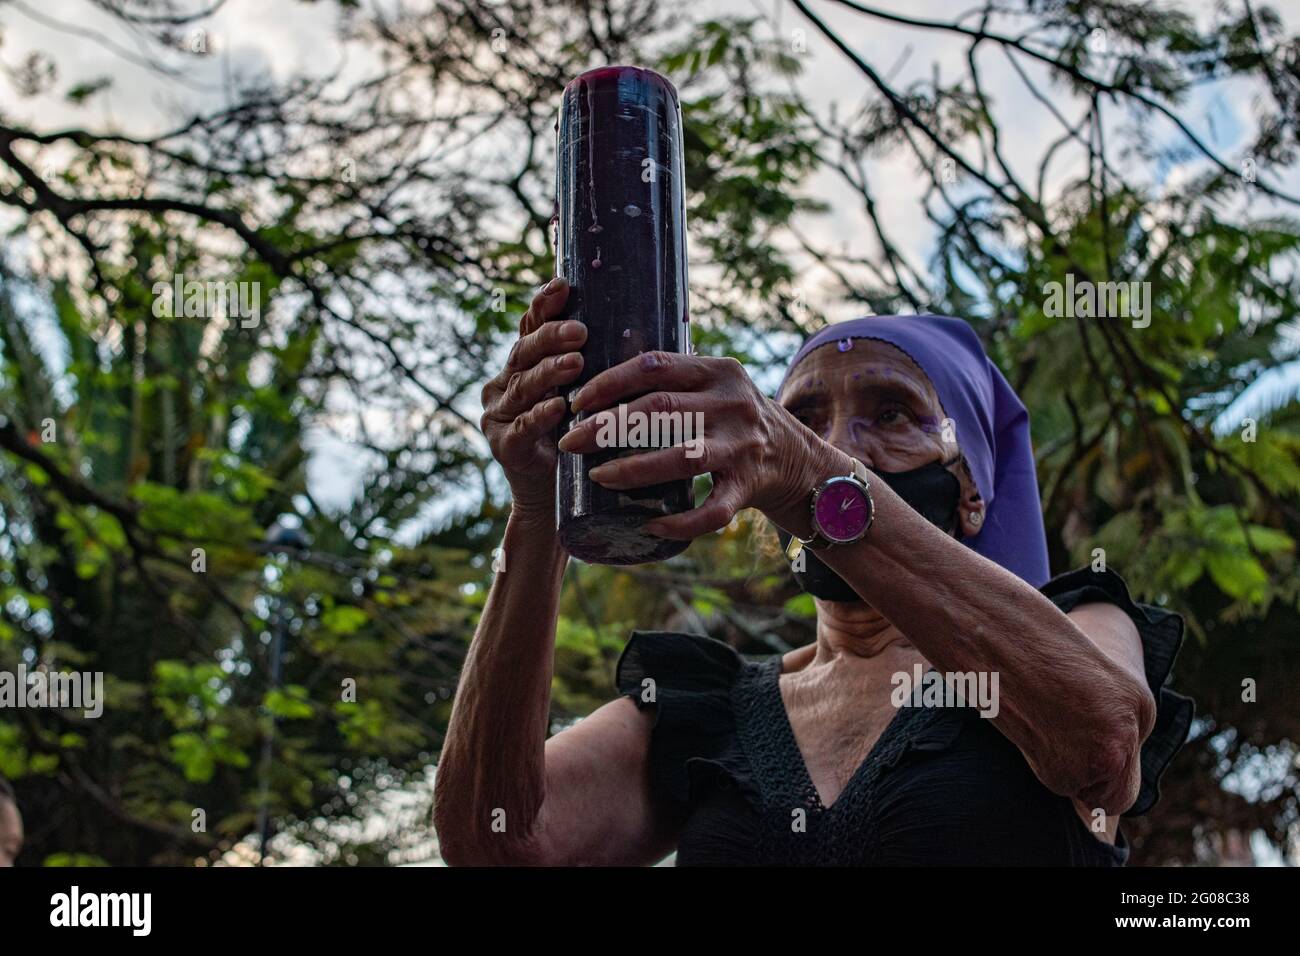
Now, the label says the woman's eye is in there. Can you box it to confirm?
[876,405,919,429]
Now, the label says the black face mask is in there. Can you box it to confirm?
[777,457,962,603]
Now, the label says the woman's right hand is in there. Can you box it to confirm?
[479,278,586,516]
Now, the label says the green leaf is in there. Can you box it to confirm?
[44,853,109,867]
[321,606,368,635]
[265,686,314,720]
[1205,553,1269,601]
[782,593,816,618]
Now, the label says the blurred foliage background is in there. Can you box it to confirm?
[0,0,1297,865]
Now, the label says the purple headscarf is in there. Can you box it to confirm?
[777,315,1050,588]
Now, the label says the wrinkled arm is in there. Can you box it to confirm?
[433,509,677,865]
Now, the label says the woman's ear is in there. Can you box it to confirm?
[955,457,985,538]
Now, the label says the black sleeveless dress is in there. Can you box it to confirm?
[614,566,1194,866]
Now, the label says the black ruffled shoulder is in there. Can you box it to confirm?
[1040,566,1195,817]
[615,630,750,810]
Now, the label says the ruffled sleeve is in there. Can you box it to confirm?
[615,630,747,810]
[1040,566,1195,817]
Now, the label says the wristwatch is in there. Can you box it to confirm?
[784,457,874,562]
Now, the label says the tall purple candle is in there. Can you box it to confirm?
[554,65,692,565]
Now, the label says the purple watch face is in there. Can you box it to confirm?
[813,478,871,542]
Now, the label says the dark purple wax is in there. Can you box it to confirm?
[554,65,692,565]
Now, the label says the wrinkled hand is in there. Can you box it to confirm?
[556,350,844,539]
[479,279,585,516]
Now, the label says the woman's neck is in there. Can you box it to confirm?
[800,598,915,665]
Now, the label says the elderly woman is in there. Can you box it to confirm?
[434,278,1193,866]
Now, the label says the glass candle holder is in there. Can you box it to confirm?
[554,65,693,565]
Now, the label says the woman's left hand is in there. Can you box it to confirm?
[555,350,842,539]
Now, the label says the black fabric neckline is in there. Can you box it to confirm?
[755,655,920,814]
